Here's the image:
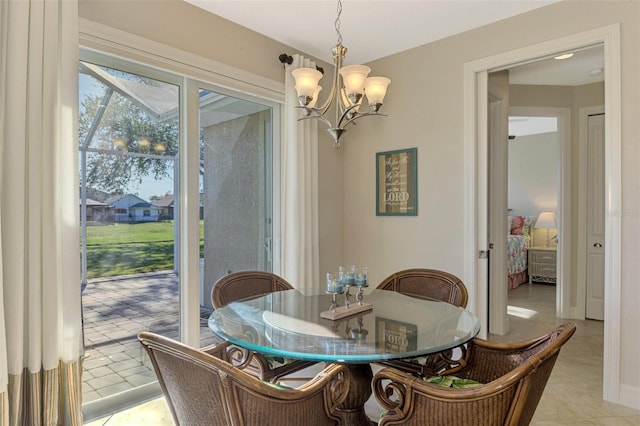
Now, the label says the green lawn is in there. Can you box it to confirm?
[85,221,204,278]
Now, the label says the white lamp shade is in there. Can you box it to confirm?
[292,68,323,98]
[339,64,371,96]
[364,76,391,105]
[307,85,322,108]
[535,212,557,229]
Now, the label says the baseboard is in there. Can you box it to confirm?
[618,383,640,410]
[82,382,161,423]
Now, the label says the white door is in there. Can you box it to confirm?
[585,113,605,320]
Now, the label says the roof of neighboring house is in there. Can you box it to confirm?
[130,202,161,209]
[83,198,109,207]
[85,188,111,203]
[154,194,174,207]
[104,194,146,205]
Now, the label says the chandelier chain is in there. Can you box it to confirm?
[335,0,343,46]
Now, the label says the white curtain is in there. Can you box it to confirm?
[0,0,83,424]
[282,56,320,288]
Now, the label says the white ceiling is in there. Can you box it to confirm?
[185,0,603,86]
[508,45,604,86]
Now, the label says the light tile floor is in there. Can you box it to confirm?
[84,283,640,425]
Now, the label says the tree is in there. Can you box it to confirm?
[79,84,179,195]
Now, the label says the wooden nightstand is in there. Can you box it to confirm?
[528,246,557,284]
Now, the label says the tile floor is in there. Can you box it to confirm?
[84,283,640,425]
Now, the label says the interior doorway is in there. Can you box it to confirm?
[463,24,621,402]
[487,99,570,335]
[506,110,563,312]
[487,42,604,333]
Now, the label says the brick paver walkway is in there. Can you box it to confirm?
[81,271,217,403]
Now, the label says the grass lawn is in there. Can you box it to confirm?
[85,221,204,278]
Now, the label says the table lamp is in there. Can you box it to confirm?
[535,211,557,247]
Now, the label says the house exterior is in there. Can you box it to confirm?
[104,194,161,222]
[153,194,174,220]
[82,198,114,222]
[79,0,640,413]
[129,201,161,222]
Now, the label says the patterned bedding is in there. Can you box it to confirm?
[508,234,530,289]
[507,215,535,289]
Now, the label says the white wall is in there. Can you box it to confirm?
[508,131,558,217]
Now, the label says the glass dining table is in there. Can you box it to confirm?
[208,287,480,425]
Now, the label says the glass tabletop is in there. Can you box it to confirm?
[208,288,480,363]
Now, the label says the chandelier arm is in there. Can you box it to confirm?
[336,103,361,127]
[340,112,387,129]
[296,109,333,128]
[314,44,344,116]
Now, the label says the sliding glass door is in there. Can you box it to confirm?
[78,52,279,418]
[79,60,181,409]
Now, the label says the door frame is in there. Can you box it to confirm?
[463,24,621,402]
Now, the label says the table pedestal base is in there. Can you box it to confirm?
[336,363,374,426]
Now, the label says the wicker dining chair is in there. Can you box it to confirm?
[139,332,350,426]
[373,322,576,426]
[375,268,469,376]
[211,270,317,382]
[376,268,468,307]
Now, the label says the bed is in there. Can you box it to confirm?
[507,215,535,289]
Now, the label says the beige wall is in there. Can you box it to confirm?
[344,0,639,395]
[80,0,286,83]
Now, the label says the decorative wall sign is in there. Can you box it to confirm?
[376,148,418,216]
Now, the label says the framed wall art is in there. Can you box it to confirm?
[376,147,418,216]
[375,317,418,353]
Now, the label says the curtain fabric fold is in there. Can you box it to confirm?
[282,56,320,288]
[0,0,83,424]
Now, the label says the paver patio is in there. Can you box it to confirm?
[81,271,218,403]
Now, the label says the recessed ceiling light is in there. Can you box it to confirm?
[588,68,603,77]
[554,53,574,60]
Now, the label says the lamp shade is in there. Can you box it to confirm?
[292,68,323,98]
[339,64,371,97]
[535,212,557,229]
[364,76,391,105]
[307,85,323,108]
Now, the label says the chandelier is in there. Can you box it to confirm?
[291,0,391,148]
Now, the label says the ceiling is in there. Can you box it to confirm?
[185,0,603,85]
[508,45,604,86]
